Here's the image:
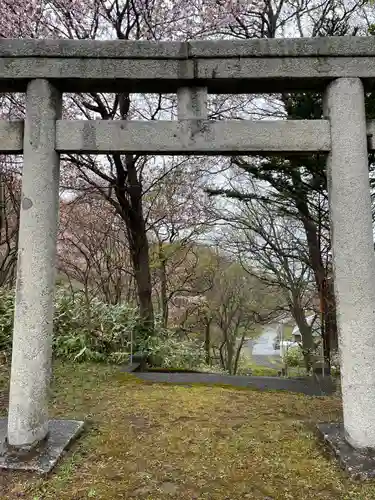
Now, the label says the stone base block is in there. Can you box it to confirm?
[317,422,375,480]
[0,419,84,474]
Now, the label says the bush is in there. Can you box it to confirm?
[53,289,141,362]
[282,346,304,368]
[0,287,148,363]
[330,350,341,377]
[235,350,253,375]
[0,288,14,355]
[0,287,206,369]
[138,331,205,370]
[196,363,226,374]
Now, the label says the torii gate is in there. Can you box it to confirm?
[0,36,375,475]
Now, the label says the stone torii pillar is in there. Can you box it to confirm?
[177,87,208,120]
[319,77,375,478]
[7,79,61,448]
[0,79,83,473]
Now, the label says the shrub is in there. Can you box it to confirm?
[235,350,253,375]
[283,346,304,368]
[0,287,206,369]
[53,289,140,362]
[0,287,146,363]
[138,331,205,370]
[0,287,14,355]
[330,350,341,377]
[196,363,226,374]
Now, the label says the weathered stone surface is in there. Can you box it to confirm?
[0,121,23,153]
[1,56,375,94]
[0,419,84,473]
[1,37,375,93]
[1,39,375,470]
[8,118,375,155]
[1,36,375,60]
[324,78,375,449]
[0,58,194,93]
[195,57,375,83]
[189,36,375,58]
[55,119,331,155]
[318,423,375,480]
[0,39,188,59]
[177,87,207,120]
[7,79,61,447]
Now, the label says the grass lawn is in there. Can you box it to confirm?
[0,362,374,499]
[245,363,280,377]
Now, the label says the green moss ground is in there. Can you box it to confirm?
[0,362,374,499]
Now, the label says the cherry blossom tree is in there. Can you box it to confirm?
[58,193,136,305]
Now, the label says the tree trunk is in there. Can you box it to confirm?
[219,341,226,371]
[302,216,337,367]
[323,276,338,355]
[226,341,234,375]
[233,333,246,375]
[114,153,155,333]
[291,302,314,373]
[293,182,336,368]
[158,243,168,328]
[128,225,154,332]
[300,324,314,373]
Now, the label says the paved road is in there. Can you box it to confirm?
[244,324,283,369]
[134,372,336,396]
